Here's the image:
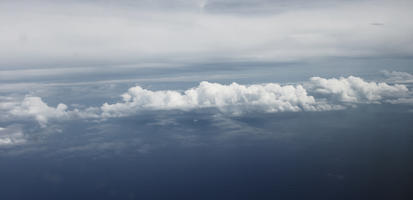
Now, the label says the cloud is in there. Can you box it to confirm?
[308,76,409,103]
[0,97,19,112]
[386,98,413,105]
[0,125,26,146]
[101,81,338,117]
[101,76,409,117]
[7,96,101,127]
[3,74,410,126]
[382,70,413,84]
[1,0,413,68]
[9,97,70,127]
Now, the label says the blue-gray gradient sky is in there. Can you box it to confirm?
[1,0,413,199]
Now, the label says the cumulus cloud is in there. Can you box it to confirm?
[101,81,338,117]
[308,76,408,103]
[9,97,70,127]
[7,96,101,127]
[101,76,409,117]
[0,125,26,146]
[3,74,410,126]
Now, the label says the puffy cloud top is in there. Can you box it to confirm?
[10,97,69,127]
[3,75,410,126]
[309,76,408,103]
[101,81,336,117]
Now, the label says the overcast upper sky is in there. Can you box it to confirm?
[1,0,413,69]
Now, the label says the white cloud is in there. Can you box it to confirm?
[6,96,101,127]
[3,74,410,126]
[101,76,410,118]
[308,76,408,103]
[101,81,338,117]
[0,125,26,146]
[9,97,70,127]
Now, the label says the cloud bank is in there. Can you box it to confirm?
[101,81,337,117]
[3,74,410,126]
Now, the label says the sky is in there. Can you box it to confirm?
[1,0,413,199]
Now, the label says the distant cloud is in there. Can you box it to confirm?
[8,97,100,127]
[100,81,338,118]
[9,97,70,127]
[382,70,413,84]
[0,97,19,113]
[308,76,408,103]
[386,98,413,104]
[3,74,410,126]
[0,125,26,146]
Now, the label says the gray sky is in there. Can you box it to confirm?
[1,0,413,70]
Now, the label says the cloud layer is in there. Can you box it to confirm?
[1,0,413,68]
[3,74,410,126]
